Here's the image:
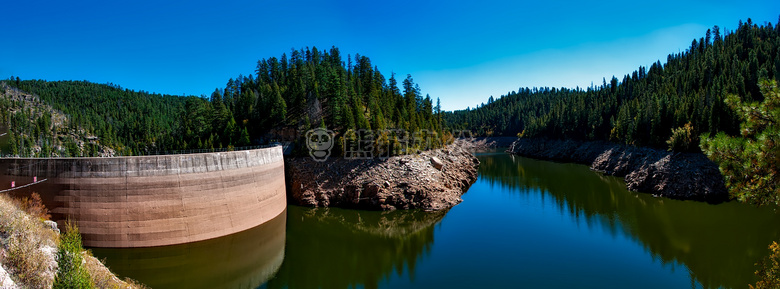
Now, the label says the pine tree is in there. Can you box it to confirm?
[238,127,251,146]
[270,83,287,126]
[8,133,18,156]
[701,80,780,205]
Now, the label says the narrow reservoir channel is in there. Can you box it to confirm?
[92,151,780,289]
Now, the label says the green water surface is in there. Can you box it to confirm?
[93,152,780,289]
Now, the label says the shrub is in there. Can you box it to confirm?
[701,80,780,205]
[666,122,697,152]
[751,241,780,289]
[1,195,140,289]
[12,192,51,220]
[0,195,57,288]
[53,221,93,289]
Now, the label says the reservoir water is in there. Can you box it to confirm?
[92,151,780,289]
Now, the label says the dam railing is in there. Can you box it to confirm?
[0,142,293,158]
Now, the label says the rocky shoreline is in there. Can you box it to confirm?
[507,137,728,202]
[285,143,480,211]
[464,137,518,151]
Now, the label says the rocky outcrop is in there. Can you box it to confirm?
[456,137,519,152]
[1,83,116,157]
[285,144,480,211]
[508,137,728,202]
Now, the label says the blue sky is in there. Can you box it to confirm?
[2,0,778,111]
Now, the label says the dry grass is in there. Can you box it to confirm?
[83,252,148,289]
[0,194,58,288]
[1,194,145,289]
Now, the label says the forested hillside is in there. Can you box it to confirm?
[190,46,445,155]
[1,47,444,157]
[445,18,780,151]
[2,79,194,156]
[0,82,119,157]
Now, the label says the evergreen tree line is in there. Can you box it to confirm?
[180,46,446,156]
[2,46,445,156]
[445,18,780,151]
[0,94,67,157]
[3,79,192,156]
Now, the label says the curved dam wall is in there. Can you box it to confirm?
[0,146,287,248]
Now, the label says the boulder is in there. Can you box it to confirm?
[430,157,444,170]
[0,265,18,289]
[43,220,59,234]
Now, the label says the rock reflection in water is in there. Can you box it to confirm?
[479,152,780,289]
[264,206,446,289]
[90,210,286,289]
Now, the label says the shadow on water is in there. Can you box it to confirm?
[263,206,446,289]
[90,210,287,289]
[479,152,780,289]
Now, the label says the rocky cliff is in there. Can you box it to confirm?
[285,144,480,211]
[507,138,728,202]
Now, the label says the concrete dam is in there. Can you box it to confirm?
[0,146,286,248]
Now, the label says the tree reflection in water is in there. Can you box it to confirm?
[479,152,780,289]
[265,206,446,289]
[91,153,780,289]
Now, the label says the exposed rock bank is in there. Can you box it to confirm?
[507,138,728,202]
[461,137,518,151]
[285,144,480,211]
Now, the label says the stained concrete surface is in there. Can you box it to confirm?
[0,146,286,248]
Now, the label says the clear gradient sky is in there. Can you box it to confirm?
[2,0,778,111]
